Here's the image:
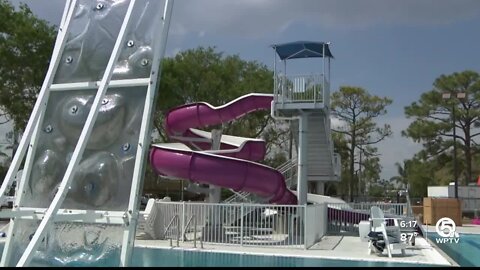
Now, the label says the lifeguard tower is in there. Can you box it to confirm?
[270,41,341,205]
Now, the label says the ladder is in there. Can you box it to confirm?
[0,0,173,266]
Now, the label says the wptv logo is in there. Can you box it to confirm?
[435,217,460,244]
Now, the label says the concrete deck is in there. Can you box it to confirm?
[135,235,452,266]
[423,224,480,235]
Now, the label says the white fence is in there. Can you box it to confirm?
[275,74,329,104]
[140,201,328,249]
[327,203,407,234]
[304,204,328,249]
[137,201,408,248]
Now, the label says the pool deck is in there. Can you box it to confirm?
[1,220,475,266]
[135,234,452,266]
[423,224,480,235]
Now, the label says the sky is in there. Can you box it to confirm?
[6,0,480,181]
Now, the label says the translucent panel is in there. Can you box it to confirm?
[5,221,40,266]
[22,86,146,210]
[111,0,167,80]
[53,0,167,83]
[54,0,131,83]
[2,0,170,266]
[7,221,123,266]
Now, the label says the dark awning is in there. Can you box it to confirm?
[271,41,333,60]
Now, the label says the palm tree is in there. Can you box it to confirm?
[390,161,409,190]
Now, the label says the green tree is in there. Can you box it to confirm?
[404,157,438,198]
[155,47,287,164]
[403,70,480,185]
[331,86,392,202]
[389,161,409,189]
[0,0,56,133]
[357,150,381,196]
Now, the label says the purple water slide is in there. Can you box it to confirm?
[165,94,274,161]
[165,93,274,136]
[181,129,267,162]
[149,93,297,204]
[150,145,297,204]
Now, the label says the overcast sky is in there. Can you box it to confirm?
[7,0,480,181]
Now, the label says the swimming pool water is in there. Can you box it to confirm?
[0,242,440,267]
[427,233,480,267]
[130,247,439,267]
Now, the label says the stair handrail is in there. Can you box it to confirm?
[183,214,202,248]
[164,214,180,247]
[323,113,335,179]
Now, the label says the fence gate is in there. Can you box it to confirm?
[0,0,173,266]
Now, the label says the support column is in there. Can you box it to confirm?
[297,112,308,205]
[208,129,222,203]
[315,182,325,195]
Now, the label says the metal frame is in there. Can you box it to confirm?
[270,42,338,201]
[16,1,138,266]
[0,208,128,224]
[119,1,174,265]
[0,0,78,265]
[0,0,174,266]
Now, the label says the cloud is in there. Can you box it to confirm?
[12,0,480,39]
[170,0,480,37]
[9,0,64,26]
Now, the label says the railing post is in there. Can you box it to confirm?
[240,203,244,247]
[304,205,307,250]
[182,201,186,243]
[193,215,197,248]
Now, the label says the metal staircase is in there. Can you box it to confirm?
[222,157,298,204]
[220,158,298,226]
[293,112,338,182]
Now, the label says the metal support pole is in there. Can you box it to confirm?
[208,129,222,203]
[240,203,244,246]
[182,201,186,242]
[322,43,326,105]
[193,215,197,248]
[303,205,307,250]
[453,103,459,199]
[297,112,308,205]
[120,0,174,265]
[273,48,277,98]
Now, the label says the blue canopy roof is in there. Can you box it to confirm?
[272,41,333,60]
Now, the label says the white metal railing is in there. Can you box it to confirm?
[304,203,327,249]
[152,201,328,249]
[460,198,480,212]
[274,74,329,104]
[327,202,407,234]
[164,215,180,247]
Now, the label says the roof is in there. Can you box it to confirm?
[271,41,333,60]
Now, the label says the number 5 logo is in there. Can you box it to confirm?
[435,217,456,238]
